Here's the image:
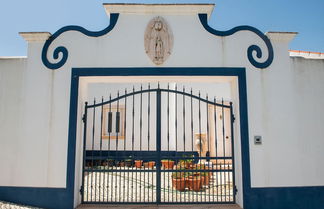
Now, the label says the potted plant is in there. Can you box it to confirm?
[134,160,143,168]
[179,155,194,168]
[171,172,186,191]
[186,174,202,191]
[125,156,133,167]
[104,159,114,167]
[161,159,174,169]
[143,161,155,169]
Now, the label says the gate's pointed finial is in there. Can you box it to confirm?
[133,86,135,92]
[158,82,160,89]
[141,84,143,91]
[148,83,151,89]
[175,84,178,91]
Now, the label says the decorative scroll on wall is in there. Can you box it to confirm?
[41,13,274,70]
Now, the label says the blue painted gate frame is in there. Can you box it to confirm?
[1,67,324,209]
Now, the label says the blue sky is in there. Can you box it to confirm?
[0,0,323,56]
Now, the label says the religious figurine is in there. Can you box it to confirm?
[195,133,208,163]
[144,16,173,65]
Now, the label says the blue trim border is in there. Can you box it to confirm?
[198,14,274,69]
[41,13,119,70]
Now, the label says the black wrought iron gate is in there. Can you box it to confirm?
[81,84,236,204]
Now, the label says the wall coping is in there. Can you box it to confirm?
[103,3,214,18]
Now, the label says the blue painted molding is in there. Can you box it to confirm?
[41,13,119,70]
[198,13,274,69]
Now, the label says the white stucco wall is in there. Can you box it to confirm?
[0,4,324,209]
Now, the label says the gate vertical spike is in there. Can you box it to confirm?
[213,96,218,202]
[174,84,178,203]
[190,88,194,203]
[182,85,186,203]
[81,101,88,203]
[116,91,120,202]
[108,94,113,202]
[156,86,162,203]
[91,99,96,202]
[131,86,135,202]
[124,88,128,202]
[205,94,210,202]
[221,98,225,202]
[139,83,143,202]
[198,90,202,202]
[147,83,152,202]
[99,96,104,202]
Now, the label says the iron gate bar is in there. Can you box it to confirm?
[206,94,210,202]
[99,97,104,202]
[123,89,127,202]
[91,99,96,202]
[156,88,161,203]
[81,101,88,203]
[221,99,225,202]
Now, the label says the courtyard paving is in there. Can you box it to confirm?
[77,204,242,209]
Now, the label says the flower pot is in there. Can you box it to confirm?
[201,175,210,186]
[104,159,114,167]
[187,176,202,191]
[134,160,143,168]
[161,160,174,169]
[144,161,155,169]
[172,177,186,191]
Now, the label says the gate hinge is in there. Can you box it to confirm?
[82,114,86,123]
[234,185,238,195]
[80,186,83,195]
[232,114,236,122]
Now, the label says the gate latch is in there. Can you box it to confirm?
[79,186,83,195]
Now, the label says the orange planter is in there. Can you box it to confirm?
[187,177,202,191]
[144,161,155,169]
[201,175,210,186]
[172,178,186,191]
[161,160,174,169]
[134,160,143,168]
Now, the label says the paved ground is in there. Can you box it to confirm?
[0,201,241,209]
[77,204,242,209]
[83,167,233,203]
[0,201,39,209]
